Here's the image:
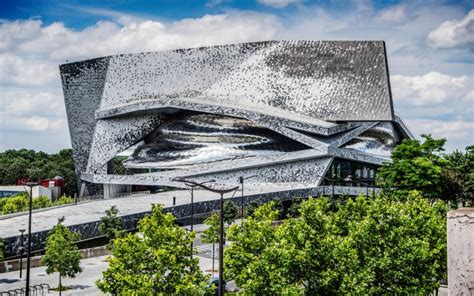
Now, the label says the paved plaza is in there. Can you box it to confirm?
[0,231,218,295]
[0,254,216,295]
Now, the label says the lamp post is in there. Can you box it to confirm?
[183,179,215,256]
[238,175,257,226]
[24,181,38,295]
[172,177,238,296]
[19,229,26,278]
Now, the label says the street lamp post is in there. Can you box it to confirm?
[172,177,238,296]
[238,175,257,226]
[183,180,215,256]
[19,229,26,278]
[24,181,38,295]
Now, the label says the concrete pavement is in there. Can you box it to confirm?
[0,253,217,295]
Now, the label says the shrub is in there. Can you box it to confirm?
[33,196,51,209]
[2,194,28,214]
[54,196,74,206]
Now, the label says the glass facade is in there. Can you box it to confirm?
[322,158,378,187]
[122,112,309,169]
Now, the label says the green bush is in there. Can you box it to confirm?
[0,194,74,215]
[2,202,20,214]
[0,198,7,212]
[54,196,74,206]
[2,194,28,214]
[33,196,52,209]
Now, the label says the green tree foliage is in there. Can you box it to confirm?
[0,149,77,196]
[225,194,447,295]
[0,239,3,262]
[225,202,302,295]
[223,200,238,225]
[377,135,447,200]
[441,146,474,206]
[97,204,208,295]
[286,198,303,218]
[246,200,260,217]
[202,213,220,274]
[41,218,82,291]
[202,213,219,245]
[99,206,125,243]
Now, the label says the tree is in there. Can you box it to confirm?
[225,201,302,295]
[0,239,3,262]
[41,218,82,292]
[246,200,260,217]
[225,194,447,295]
[201,213,220,274]
[223,200,238,225]
[338,192,447,295]
[286,199,303,218]
[377,134,448,201]
[98,206,125,244]
[442,146,474,206]
[97,204,208,295]
[0,149,77,197]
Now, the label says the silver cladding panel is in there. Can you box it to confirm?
[98,41,393,122]
[59,41,409,191]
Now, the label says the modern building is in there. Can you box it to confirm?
[60,41,413,198]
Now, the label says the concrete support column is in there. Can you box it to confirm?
[447,208,474,295]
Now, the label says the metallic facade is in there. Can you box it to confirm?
[60,40,413,195]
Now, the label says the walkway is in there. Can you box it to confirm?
[0,185,279,239]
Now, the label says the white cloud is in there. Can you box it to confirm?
[0,111,66,133]
[257,0,301,9]
[406,119,474,151]
[1,13,278,62]
[0,3,472,152]
[391,72,471,107]
[376,5,408,23]
[205,0,231,7]
[392,72,473,150]
[427,9,474,49]
[0,53,58,86]
[0,90,65,117]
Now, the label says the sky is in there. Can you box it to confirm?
[0,0,473,153]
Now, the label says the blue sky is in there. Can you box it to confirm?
[1,0,415,27]
[0,0,473,152]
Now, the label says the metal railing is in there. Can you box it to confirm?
[1,284,49,296]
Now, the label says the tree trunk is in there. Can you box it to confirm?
[212,243,215,275]
[59,274,62,296]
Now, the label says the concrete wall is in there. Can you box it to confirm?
[0,186,51,199]
[447,208,474,295]
[1,246,110,273]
